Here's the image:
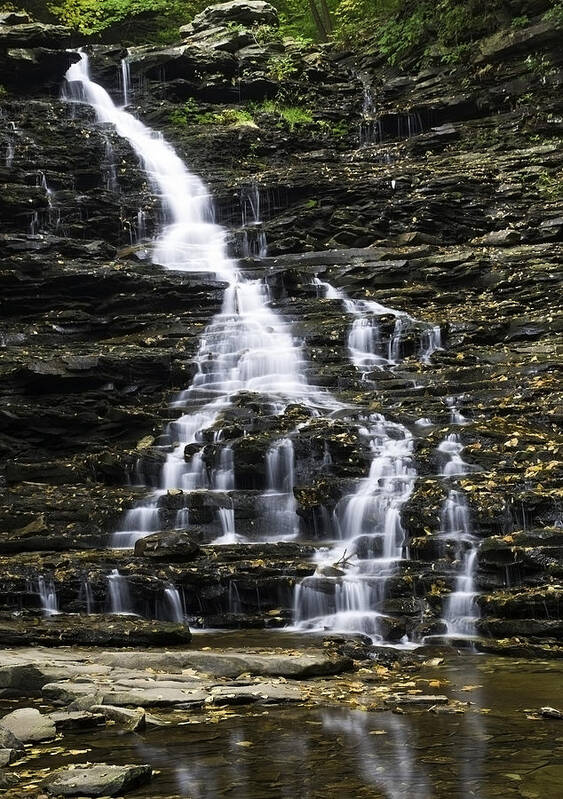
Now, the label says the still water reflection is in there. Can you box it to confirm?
[30,656,562,798]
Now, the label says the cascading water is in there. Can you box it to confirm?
[35,576,59,616]
[313,276,442,370]
[258,438,300,541]
[64,53,338,554]
[120,57,131,106]
[438,433,475,477]
[107,569,133,614]
[294,416,416,640]
[163,585,184,622]
[438,490,480,639]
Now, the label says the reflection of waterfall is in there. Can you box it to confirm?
[322,709,430,798]
[294,416,416,640]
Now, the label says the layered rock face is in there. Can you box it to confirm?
[0,4,561,654]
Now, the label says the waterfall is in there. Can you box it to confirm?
[120,57,131,106]
[5,139,14,167]
[79,577,95,614]
[163,585,184,622]
[64,52,339,555]
[438,433,475,477]
[294,416,416,640]
[107,569,133,614]
[36,576,59,616]
[438,490,480,639]
[420,325,443,362]
[313,276,442,369]
[258,438,300,541]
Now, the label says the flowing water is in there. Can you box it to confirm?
[62,52,463,646]
[294,416,416,640]
[64,52,339,553]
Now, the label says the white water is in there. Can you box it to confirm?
[36,576,59,616]
[313,276,442,371]
[62,53,452,645]
[438,433,476,477]
[439,490,480,638]
[258,437,300,541]
[64,53,338,552]
[107,569,133,614]
[294,415,416,639]
[164,585,184,622]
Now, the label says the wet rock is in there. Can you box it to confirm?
[166,650,353,678]
[0,615,191,647]
[48,711,106,731]
[0,707,56,742]
[209,682,301,705]
[0,664,49,696]
[103,687,207,708]
[0,726,24,754]
[539,706,562,720]
[91,704,146,731]
[388,694,449,707]
[134,529,201,560]
[44,763,152,797]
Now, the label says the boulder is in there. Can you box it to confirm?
[209,682,301,705]
[44,763,152,797]
[0,22,73,48]
[0,726,24,753]
[0,707,56,742]
[134,529,201,560]
[181,1,278,35]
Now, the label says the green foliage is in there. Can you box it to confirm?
[267,53,299,82]
[0,84,7,98]
[169,99,255,127]
[511,15,529,29]
[543,1,563,24]
[256,100,313,129]
[46,0,207,39]
[252,23,283,44]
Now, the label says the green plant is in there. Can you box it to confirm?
[252,23,283,44]
[511,15,529,29]
[258,100,313,129]
[0,85,7,99]
[526,53,553,78]
[267,54,298,82]
[169,100,256,128]
[543,2,563,24]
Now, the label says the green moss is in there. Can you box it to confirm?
[169,99,255,128]
[258,100,313,129]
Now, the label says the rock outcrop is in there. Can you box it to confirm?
[0,5,561,657]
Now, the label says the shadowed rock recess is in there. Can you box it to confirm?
[0,0,561,669]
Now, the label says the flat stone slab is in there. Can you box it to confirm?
[389,694,449,706]
[209,682,302,705]
[0,707,56,742]
[44,763,152,796]
[103,687,208,708]
[98,650,352,678]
